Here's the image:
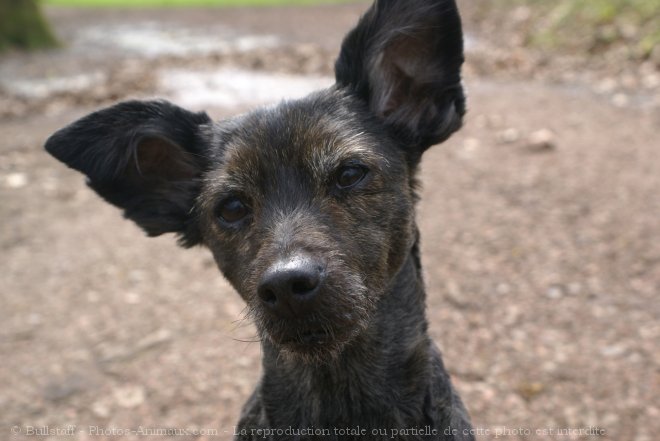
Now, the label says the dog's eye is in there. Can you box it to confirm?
[336,166,367,190]
[216,197,249,224]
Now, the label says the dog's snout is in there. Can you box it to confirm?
[257,256,324,318]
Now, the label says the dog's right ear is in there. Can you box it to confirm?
[45,100,211,247]
[335,0,465,155]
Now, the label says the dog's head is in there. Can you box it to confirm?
[45,0,464,362]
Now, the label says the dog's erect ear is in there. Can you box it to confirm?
[335,0,465,153]
[45,100,211,247]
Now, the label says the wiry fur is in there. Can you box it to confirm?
[44,0,473,439]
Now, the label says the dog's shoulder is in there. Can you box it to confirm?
[234,386,270,441]
[427,344,475,441]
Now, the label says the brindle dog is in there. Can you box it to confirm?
[45,0,473,439]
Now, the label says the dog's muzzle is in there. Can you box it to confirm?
[257,254,325,319]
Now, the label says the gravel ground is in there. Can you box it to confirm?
[1,2,658,441]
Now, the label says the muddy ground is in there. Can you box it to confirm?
[1,2,659,441]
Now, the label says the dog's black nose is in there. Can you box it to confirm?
[257,256,324,318]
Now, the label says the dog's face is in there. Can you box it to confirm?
[45,0,465,362]
[198,92,416,359]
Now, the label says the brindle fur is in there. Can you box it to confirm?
[45,0,473,439]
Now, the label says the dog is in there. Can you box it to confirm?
[45,0,473,439]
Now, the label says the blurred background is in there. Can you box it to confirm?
[1,1,658,440]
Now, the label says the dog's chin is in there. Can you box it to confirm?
[265,326,358,364]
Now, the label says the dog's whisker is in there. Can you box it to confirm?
[230,337,263,344]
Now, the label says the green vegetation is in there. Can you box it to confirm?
[45,0,353,6]
[510,0,660,58]
[0,0,59,51]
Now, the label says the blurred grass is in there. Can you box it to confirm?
[44,0,353,6]
[508,0,660,58]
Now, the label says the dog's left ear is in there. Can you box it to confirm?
[335,0,465,154]
[45,100,211,247]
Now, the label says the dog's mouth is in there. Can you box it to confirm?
[272,326,348,362]
[284,328,331,346]
[262,322,350,357]
[249,269,372,359]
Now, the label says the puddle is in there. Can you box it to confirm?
[1,21,285,103]
[2,72,105,99]
[463,33,478,52]
[76,23,280,57]
[159,67,333,109]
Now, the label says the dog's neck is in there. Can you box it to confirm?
[258,245,450,430]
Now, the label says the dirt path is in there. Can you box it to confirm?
[1,4,658,441]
